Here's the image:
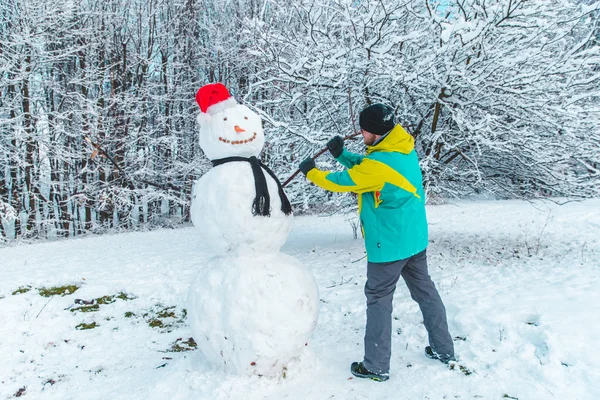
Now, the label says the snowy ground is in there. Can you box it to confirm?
[1,199,599,400]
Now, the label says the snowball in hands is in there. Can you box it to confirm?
[187,83,319,376]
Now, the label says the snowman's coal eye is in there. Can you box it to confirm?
[223,117,227,121]
[244,116,248,120]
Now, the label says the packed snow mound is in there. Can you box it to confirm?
[186,253,319,376]
[190,162,292,254]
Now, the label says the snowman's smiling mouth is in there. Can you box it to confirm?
[218,132,258,145]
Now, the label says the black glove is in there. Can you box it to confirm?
[326,136,344,158]
[299,158,316,176]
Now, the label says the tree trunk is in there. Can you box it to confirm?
[22,53,38,237]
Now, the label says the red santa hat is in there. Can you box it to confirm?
[195,83,238,117]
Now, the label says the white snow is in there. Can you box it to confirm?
[187,253,319,376]
[190,163,292,254]
[196,103,265,160]
[190,89,318,377]
[1,199,599,399]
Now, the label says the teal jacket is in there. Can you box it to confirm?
[307,124,428,262]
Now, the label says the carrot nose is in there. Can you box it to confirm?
[234,125,245,133]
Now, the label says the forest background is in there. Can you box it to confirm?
[1,0,598,242]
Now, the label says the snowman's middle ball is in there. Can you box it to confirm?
[191,163,292,254]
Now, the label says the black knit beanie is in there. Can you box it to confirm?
[359,104,395,136]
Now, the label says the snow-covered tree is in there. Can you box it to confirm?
[245,0,600,205]
[1,0,598,241]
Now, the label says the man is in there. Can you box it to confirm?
[298,104,455,382]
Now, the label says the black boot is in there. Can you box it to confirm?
[425,346,456,364]
[350,362,389,382]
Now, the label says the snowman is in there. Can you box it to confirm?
[187,83,319,377]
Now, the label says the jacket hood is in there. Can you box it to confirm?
[366,124,414,155]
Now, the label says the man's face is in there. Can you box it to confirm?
[361,129,380,146]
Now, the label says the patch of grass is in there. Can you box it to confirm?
[87,292,135,305]
[70,292,137,314]
[450,363,473,376]
[156,307,177,319]
[39,285,79,297]
[124,311,136,318]
[76,322,99,330]
[116,292,136,301]
[12,285,32,295]
[168,337,197,352]
[460,364,473,375]
[71,304,100,313]
[95,295,116,305]
[148,319,164,328]
[144,304,187,332]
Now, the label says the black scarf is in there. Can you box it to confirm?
[211,156,292,217]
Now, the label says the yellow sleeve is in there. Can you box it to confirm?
[306,158,421,198]
[306,158,386,194]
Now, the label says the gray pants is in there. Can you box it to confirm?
[363,249,453,373]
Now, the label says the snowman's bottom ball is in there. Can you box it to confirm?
[186,253,319,376]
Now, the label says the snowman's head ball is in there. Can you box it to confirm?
[196,83,265,160]
[197,104,265,160]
